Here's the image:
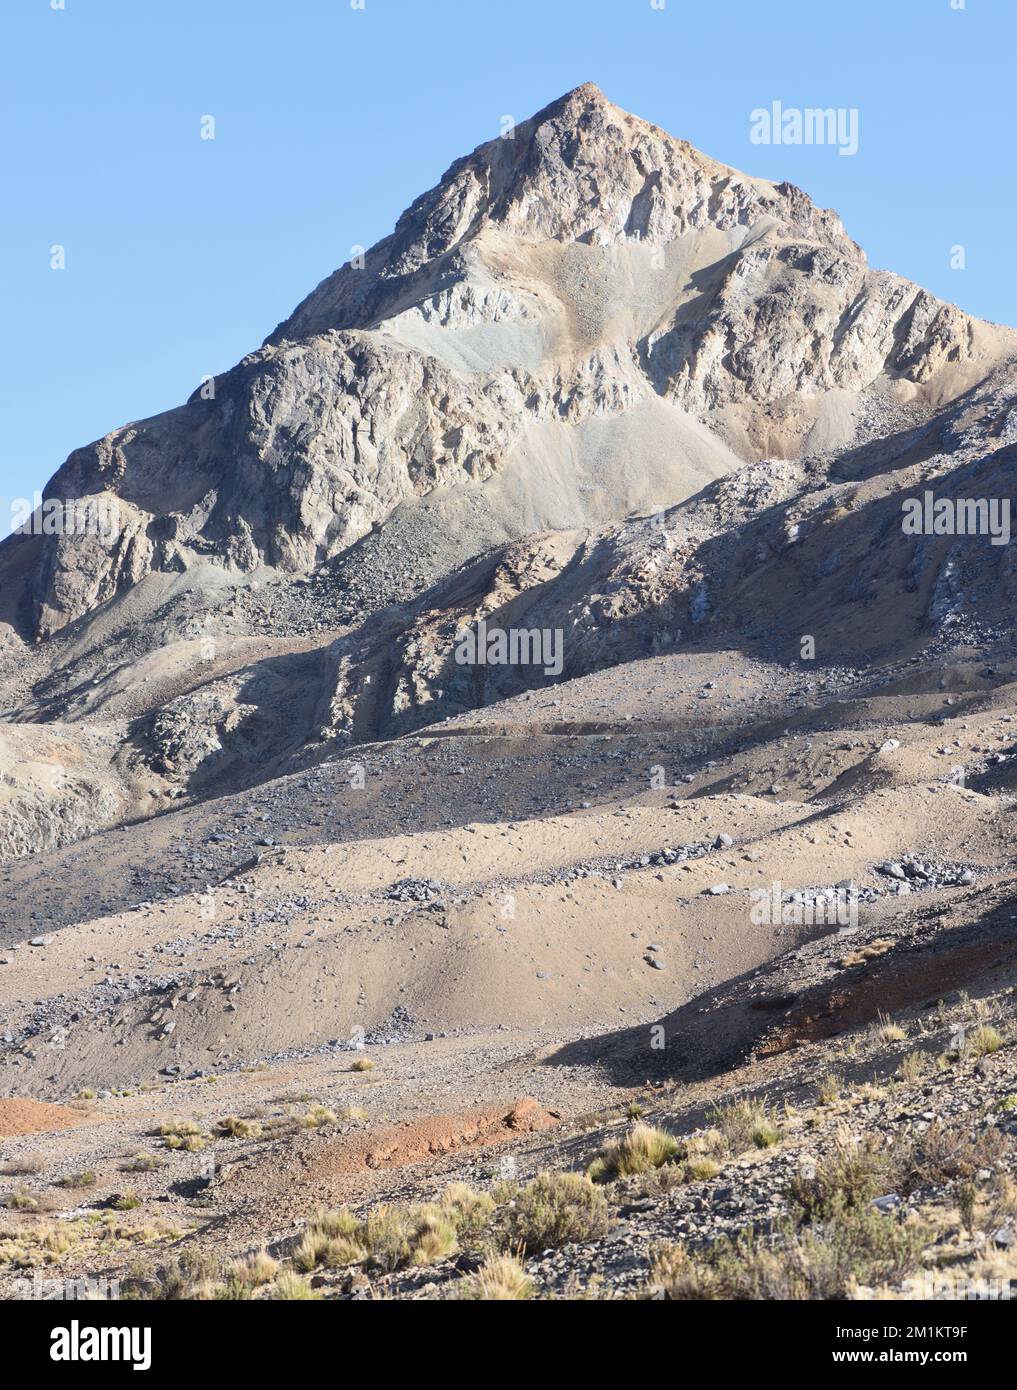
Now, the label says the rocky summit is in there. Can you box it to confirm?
[2,86,1017,1306]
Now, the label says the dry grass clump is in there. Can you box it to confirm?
[895,1121,1005,1193]
[709,1098,780,1152]
[440,1182,496,1241]
[3,1215,184,1277]
[897,1051,929,1083]
[270,1271,321,1300]
[359,1202,458,1271]
[788,1134,894,1220]
[120,1153,164,1173]
[507,1172,610,1252]
[158,1118,203,1139]
[6,1186,41,1211]
[454,1252,533,1301]
[790,1123,1007,1223]
[350,1058,375,1073]
[300,1104,338,1129]
[869,1012,907,1045]
[121,1250,226,1300]
[228,1248,280,1290]
[1,1155,43,1177]
[158,1119,208,1151]
[685,1157,722,1181]
[817,1073,844,1106]
[839,938,893,969]
[586,1123,679,1183]
[293,1208,366,1272]
[215,1115,261,1139]
[56,1170,96,1189]
[294,1197,475,1274]
[966,1025,1003,1058]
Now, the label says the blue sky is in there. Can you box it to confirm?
[1,0,1014,514]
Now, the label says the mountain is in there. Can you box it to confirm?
[2,89,1017,1304]
[1,83,1011,645]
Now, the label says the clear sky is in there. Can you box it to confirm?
[1,0,1014,516]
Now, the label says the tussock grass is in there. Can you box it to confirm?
[215,1116,261,1139]
[897,1052,929,1083]
[709,1098,781,1152]
[685,1157,722,1181]
[869,1012,907,1045]
[229,1248,280,1289]
[120,1153,164,1173]
[56,1170,96,1189]
[270,1271,321,1300]
[350,1058,375,1073]
[454,1252,533,1301]
[300,1104,338,1128]
[839,938,893,969]
[817,1073,844,1106]
[586,1123,679,1182]
[440,1183,495,1240]
[967,1025,1003,1058]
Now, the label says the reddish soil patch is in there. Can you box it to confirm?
[0,1098,92,1137]
[296,1097,560,1183]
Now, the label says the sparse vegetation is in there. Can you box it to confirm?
[869,1012,907,1045]
[293,1208,366,1271]
[1,1155,42,1178]
[229,1248,280,1290]
[648,1200,928,1300]
[300,1104,338,1128]
[817,1073,844,1106]
[586,1123,679,1182]
[897,1051,929,1083]
[6,1186,40,1211]
[839,939,893,969]
[440,1183,495,1241]
[215,1116,262,1139]
[967,1025,1003,1057]
[350,1058,375,1073]
[454,1252,533,1300]
[709,1098,781,1152]
[56,1170,97,1189]
[120,1153,164,1174]
[507,1172,610,1252]
[270,1271,321,1300]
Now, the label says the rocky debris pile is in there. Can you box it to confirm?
[0,971,186,1059]
[876,854,976,892]
[386,878,448,904]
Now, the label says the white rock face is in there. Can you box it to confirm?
[1,83,1012,638]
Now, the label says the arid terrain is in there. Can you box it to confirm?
[2,85,1016,1302]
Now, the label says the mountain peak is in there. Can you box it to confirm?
[270,87,855,346]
